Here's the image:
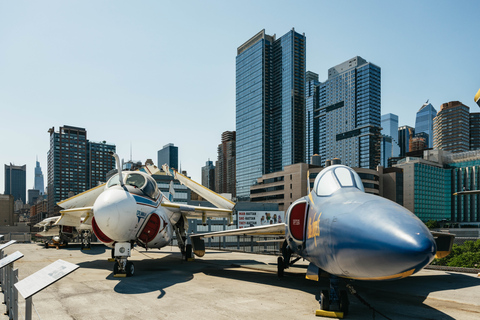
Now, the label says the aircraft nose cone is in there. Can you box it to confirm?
[334,199,436,280]
[93,187,138,241]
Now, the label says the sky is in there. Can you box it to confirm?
[1,0,479,195]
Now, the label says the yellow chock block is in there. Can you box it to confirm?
[107,258,115,262]
[187,258,195,262]
[113,274,127,278]
[315,310,344,318]
[82,248,91,250]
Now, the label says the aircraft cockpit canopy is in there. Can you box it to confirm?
[314,165,364,196]
[107,172,160,199]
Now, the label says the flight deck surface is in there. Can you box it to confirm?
[1,243,479,320]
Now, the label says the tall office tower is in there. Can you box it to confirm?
[415,102,436,148]
[410,132,428,152]
[4,164,26,204]
[34,160,44,194]
[47,125,116,215]
[398,125,415,157]
[158,143,178,170]
[236,29,306,200]
[317,56,381,169]
[201,160,215,191]
[380,113,400,167]
[215,131,236,196]
[306,71,320,164]
[470,113,480,150]
[88,141,116,188]
[433,101,470,153]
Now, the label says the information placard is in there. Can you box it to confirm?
[15,259,79,299]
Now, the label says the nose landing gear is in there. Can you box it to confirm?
[112,242,134,277]
[316,275,349,318]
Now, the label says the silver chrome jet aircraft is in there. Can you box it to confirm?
[189,164,455,317]
[55,153,234,277]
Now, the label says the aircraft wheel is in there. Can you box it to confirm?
[80,242,84,250]
[113,261,120,275]
[185,244,192,261]
[44,242,49,248]
[320,290,330,311]
[339,290,349,315]
[111,248,115,259]
[126,261,134,277]
[277,256,284,278]
[64,241,69,248]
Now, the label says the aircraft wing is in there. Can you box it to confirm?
[57,184,106,209]
[143,164,235,211]
[34,216,61,228]
[453,190,480,195]
[55,207,93,227]
[190,223,286,238]
[36,226,61,237]
[161,202,233,223]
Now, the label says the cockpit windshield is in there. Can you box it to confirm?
[106,172,160,199]
[314,165,364,196]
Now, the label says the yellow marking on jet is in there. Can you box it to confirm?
[307,211,321,247]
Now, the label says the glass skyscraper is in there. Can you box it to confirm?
[236,29,306,201]
[306,71,320,164]
[4,164,26,204]
[34,160,44,194]
[380,113,400,167]
[316,56,381,169]
[398,125,415,157]
[415,102,436,148]
[158,143,178,170]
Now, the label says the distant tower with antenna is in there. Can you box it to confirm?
[34,158,45,194]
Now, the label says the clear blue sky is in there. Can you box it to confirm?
[1,0,479,194]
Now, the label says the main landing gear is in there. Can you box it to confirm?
[112,242,134,277]
[80,230,92,250]
[277,241,301,278]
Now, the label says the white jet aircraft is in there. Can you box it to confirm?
[35,215,92,249]
[56,153,234,277]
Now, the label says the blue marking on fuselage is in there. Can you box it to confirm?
[132,194,161,208]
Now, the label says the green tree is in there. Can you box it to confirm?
[425,220,439,229]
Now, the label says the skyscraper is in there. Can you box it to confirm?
[236,29,306,200]
[47,125,116,215]
[34,160,44,194]
[215,131,236,196]
[433,101,470,153]
[201,160,215,191]
[381,113,400,167]
[470,113,480,150]
[306,71,320,164]
[158,143,178,170]
[398,125,415,157]
[317,56,381,169]
[88,141,116,188]
[415,102,436,148]
[4,164,26,204]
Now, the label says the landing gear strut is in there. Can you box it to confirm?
[277,241,300,278]
[80,230,92,250]
[112,242,134,277]
[317,275,349,316]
